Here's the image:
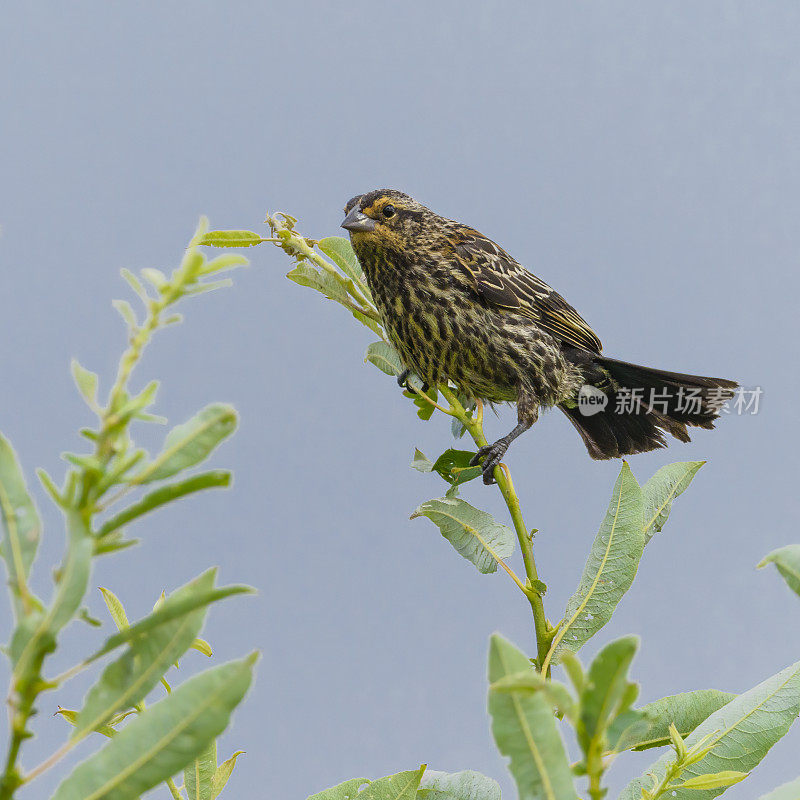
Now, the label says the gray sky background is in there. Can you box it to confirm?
[2,3,799,798]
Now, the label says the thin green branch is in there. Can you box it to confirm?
[440,388,554,671]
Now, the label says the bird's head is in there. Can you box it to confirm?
[340,189,430,253]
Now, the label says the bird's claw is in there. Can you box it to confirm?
[397,369,429,394]
[470,442,508,485]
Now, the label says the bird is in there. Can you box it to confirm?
[341,189,737,484]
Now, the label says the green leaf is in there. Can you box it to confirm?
[677,771,748,790]
[359,767,426,800]
[112,300,138,332]
[0,433,42,614]
[307,777,371,800]
[201,253,249,276]
[211,750,245,799]
[185,739,217,800]
[10,509,92,670]
[418,769,501,800]
[142,268,168,291]
[88,582,252,663]
[430,449,482,488]
[408,385,438,421]
[75,570,224,737]
[488,635,579,800]
[99,586,131,631]
[365,341,403,377]
[620,659,800,800]
[490,671,577,722]
[318,237,367,285]
[52,511,94,634]
[411,497,514,574]
[97,470,231,538]
[121,268,149,302]
[642,461,704,543]
[578,635,639,753]
[411,449,434,472]
[198,230,266,248]
[71,359,100,409]
[93,531,139,557]
[192,637,213,657]
[759,777,800,799]
[608,689,736,752]
[52,653,257,800]
[546,462,644,665]
[56,707,118,739]
[131,404,237,484]
[288,262,352,305]
[759,545,800,597]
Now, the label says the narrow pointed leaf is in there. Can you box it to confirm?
[620,660,800,799]
[99,587,131,631]
[191,638,213,657]
[97,471,231,537]
[10,509,92,671]
[759,545,800,597]
[88,582,252,662]
[411,497,514,574]
[211,751,245,799]
[185,739,217,800]
[75,570,223,737]
[112,299,138,331]
[490,671,577,722]
[579,635,639,752]
[71,359,100,408]
[677,771,748,790]
[0,433,42,614]
[201,253,249,275]
[488,635,578,800]
[642,461,704,543]
[131,404,237,484]
[547,462,644,665]
[411,449,434,472]
[418,769,501,800]
[359,767,426,800]
[56,707,118,739]
[608,689,736,752]
[307,777,371,800]
[198,230,266,248]
[52,653,256,800]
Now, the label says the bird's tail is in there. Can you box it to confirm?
[559,356,737,460]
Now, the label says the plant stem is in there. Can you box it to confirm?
[166,777,184,799]
[440,388,553,671]
[585,740,606,800]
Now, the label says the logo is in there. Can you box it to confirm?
[578,385,608,416]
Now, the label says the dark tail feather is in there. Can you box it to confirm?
[560,356,737,460]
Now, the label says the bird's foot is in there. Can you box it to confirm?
[470,439,509,485]
[397,369,429,394]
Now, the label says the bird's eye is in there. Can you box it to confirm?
[382,204,396,218]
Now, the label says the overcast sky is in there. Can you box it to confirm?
[2,3,800,798]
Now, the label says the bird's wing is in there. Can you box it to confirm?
[449,227,603,353]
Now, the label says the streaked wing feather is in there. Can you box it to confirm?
[451,227,603,352]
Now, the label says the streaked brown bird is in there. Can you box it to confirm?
[342,189,737,484]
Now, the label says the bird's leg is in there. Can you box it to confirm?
[470,389,539,484]
[397,369,429,394]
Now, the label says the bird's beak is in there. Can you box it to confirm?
[341,207,376,233]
